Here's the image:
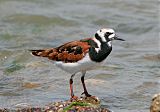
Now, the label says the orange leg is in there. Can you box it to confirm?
[69,74,78,101]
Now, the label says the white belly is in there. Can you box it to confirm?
[54,54,102,74]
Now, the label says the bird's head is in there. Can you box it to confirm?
[95,28,125,44]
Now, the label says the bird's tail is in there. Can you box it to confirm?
[29,48,57,58]
[29,49,45,57]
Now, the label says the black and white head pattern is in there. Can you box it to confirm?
[95,28,116,47]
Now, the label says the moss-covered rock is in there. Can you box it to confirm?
[0,96,112,112]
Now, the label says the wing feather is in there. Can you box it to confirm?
[30,39,91,63]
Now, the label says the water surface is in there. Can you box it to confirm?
[0,0,159,112]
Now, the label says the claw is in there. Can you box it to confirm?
[81,92,85,95]
[81,91,91,97]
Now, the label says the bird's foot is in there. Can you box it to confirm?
[81,92,99,102]
[70,95,78,102]
[81,91,91,97]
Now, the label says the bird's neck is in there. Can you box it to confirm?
[89,38,112,62]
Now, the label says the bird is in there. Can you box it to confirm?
[30,28,125,100]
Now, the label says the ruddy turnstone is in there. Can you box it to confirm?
[30,28,125,100]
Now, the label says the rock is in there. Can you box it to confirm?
[0,96,112,112]
[150,93,160,112]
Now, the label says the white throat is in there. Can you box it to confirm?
[107,41,112,47]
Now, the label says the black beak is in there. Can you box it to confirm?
[114,35,125,41]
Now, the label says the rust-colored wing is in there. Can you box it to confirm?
[30,39,91,63]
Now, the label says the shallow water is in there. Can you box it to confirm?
[0,0,159,111]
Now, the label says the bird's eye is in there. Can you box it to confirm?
[100,30,102,32]
[105,32,113,36]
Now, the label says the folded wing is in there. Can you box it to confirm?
[30,39,91,63]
